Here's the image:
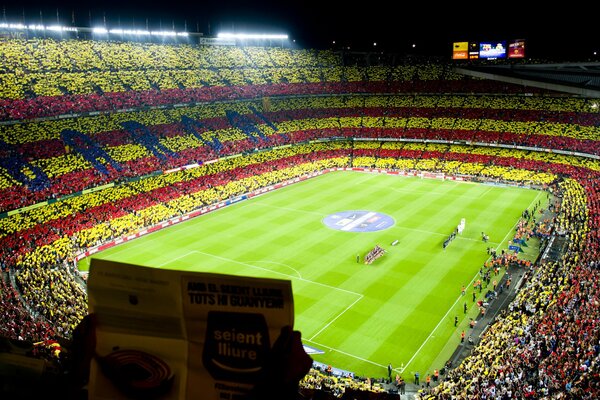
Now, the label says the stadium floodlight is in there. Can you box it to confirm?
[112,29,150,35]
[0,23,26,29]
[217,32,289,40]
[92,27,109,34]
[131,29,151,35]
[1,22,76,32]
[92,26,186,37]
[46,25,77,32]
[150,30,177,37]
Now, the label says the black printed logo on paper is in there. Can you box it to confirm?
[202,311,270,382]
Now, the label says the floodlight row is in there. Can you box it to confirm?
[0,23,78,32]
[0,22,289,41]
[91,27,188,36]
[0,22,188,36]
[217,32,289,40]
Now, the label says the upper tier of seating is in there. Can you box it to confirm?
[0,38,549,120]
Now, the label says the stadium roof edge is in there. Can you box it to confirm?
[455,63,600,98]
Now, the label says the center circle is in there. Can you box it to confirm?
[322,210,395,232]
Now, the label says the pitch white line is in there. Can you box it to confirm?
[309,294,364,341]
[478,186,495,198]
[191,250,368,342]
[341,212,376,231]
[400,190,543,373]
[303,338,388,370]
[394,226,449,237]
[391,187,481,199]
[393,225,499,245]
[459,237,500,245]
[192,250,362,296]
[194,250,364,342]
[251,202,325,217]
[399,270,480,374]
[157,250,197,267]
[102,236,152,257]
[246,260,303,279]
[353,173,380,185]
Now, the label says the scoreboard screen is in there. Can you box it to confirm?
[451,39,524,60]
[468,42,479,59]
[452,42,469,59]
[479,41,507,59]
[508,39,525,58]
[453,42,481,59]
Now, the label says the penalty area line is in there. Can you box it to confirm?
[193,250,303,279]
[190,250,364,342]
[245,260,303,279]
[308,294,364,341]
[191,250,362,297]
[303,338,388,370]
[157,251,197,267]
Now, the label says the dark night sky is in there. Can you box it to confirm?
[3,1,598,60]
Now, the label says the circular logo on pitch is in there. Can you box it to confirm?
[323,211,394,232]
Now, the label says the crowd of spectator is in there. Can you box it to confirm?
[15,266,86,338]
[1,37,520,120]
[299,368,390,398]
[0,275,55,341]
[424,176,600,399]
[3,136,597,350]
[1,138,598,399]
[1,144,350,338]
[1,36,600,399]
[1,93,599,215]
[9,135,598,278]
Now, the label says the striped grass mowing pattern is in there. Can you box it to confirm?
[81,171,544,379]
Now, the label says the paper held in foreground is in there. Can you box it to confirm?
[87,258,294,400]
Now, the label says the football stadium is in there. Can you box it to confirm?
[0,12,599,400]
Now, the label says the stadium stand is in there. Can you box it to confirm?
[0,36,599,399]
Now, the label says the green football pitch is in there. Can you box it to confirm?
[78,171,545,379]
